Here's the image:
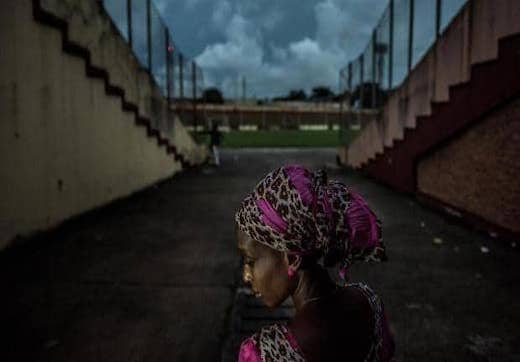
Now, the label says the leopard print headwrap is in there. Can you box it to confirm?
[235,165,386,272]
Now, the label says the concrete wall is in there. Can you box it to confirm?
[346,0,520,168]
[37,0,206,166]
[0,0,205,249]
[417,97,520,233]
[470,0,520,64]
[344,116,384,167]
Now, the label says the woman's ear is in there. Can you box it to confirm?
[285,253,302,271]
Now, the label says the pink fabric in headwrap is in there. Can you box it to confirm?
[347,192,381,249]
[284,165,314,206]
[256,199,288,234]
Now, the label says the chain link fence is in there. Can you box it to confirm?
[101,0,204,104]
[341,0,467,110]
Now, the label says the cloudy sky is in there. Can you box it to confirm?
[156,0,388,98]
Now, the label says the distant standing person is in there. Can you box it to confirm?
[209,123,223,166]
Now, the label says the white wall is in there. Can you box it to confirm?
[0,0,206,249]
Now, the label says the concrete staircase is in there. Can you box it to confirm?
[32,0,206,169]
[363,33,520,193]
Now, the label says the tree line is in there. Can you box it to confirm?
[200,86,344,104]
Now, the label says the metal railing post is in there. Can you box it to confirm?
[192,61,197,130]
[348,62,352,93]
[339,70,344,141]
[171,46,175,100]
[146,0,152,71]
[179,53,184,99]
[127,0,132,47]
[338,70,343,95]
[436,0,442,38]
[165,29,171,105]
[389,0,394,88]
[408,0,414,72]
[360,55,364,109]
[371,31,377,108]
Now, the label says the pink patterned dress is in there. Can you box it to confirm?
[238,283,395,362]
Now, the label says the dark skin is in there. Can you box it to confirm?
[237,228,373,361]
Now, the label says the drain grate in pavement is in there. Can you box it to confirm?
[221,286,295,361]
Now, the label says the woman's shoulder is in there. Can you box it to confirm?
[239,285,394,362]
[345,282,381,308]
[291,282,392,361]
[345,282,395,361]
[239,323,305,362]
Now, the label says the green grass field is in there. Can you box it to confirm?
[191,129,359,148]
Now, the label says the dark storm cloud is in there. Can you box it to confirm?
[156,0,388,98]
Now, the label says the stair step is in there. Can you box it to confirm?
[415,115,431,126]
[33,0,192,169]
[469,58,498,81]
[363,30,520,193]
[430,101,449,114]
[497,33,520,59]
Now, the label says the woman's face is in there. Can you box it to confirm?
[237,229,293,308]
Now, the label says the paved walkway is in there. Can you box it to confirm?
[1,149,519,361]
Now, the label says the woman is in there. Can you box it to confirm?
[235,165,394,361]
